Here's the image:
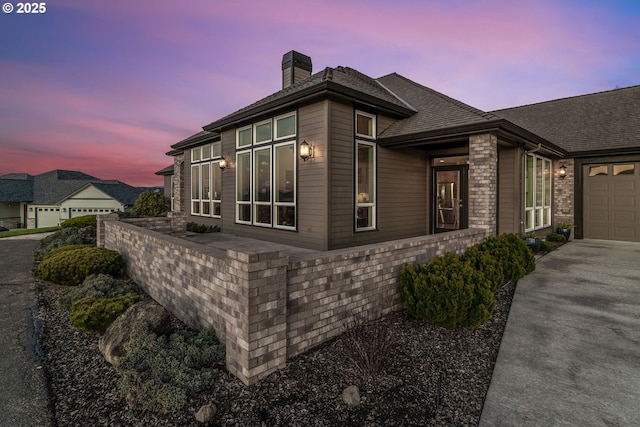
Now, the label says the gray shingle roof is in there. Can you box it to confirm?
[155,165,174,176]
[492,85,640,154]
[203,66,415,132]
[0,174,33,202]
[376,73,499,140]
[0,170,145,206]
[171,130,220,151]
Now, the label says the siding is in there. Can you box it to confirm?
[497,145,522,235]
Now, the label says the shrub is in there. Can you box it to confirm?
[400,253,494,329]
[540,240,555,253]
[132,191,169,217]
[36,246,125,286]
[475,234,535,283]
[546,233,567,243]
[342,312,392,377]
[61,215,97,229]
[59,273,138,310]
[43,244,95,260]
[70,293,140,334]
[117,326,225,413]
[186,222,220,233]
[460,245,505,292]
[35,227,90,261]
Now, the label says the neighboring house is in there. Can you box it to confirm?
[0,169,147,229]
[164,51,640,249]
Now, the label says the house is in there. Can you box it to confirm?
[163,50,639,248]
[0,169,147,229]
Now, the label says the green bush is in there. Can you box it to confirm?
[35,227,91,261]
[43,244,95,260]
[36,246,125,286]
[540,240,555,253]
[186,222,220,233]
[475,234,535,283]
[117,326,225,413]
[59,273,138,310]
[460,245,505,292]
[70,293,140,334]
[400,253,494,329]
[132,191,169,217]
[546,233,567,243]
[61,215,97,229]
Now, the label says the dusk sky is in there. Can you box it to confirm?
[1,0,639,187]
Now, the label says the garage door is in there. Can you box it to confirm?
[583,163,640,242]
[36,207,61,228]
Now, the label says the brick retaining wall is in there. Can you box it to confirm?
[99,214,487,385]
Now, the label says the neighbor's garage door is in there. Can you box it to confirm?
[583,163,640,242]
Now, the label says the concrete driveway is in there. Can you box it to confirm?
[480,239,640,427]
[0,237,53,427]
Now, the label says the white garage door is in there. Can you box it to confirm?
[36,208,61,228]
[583,162,640,242]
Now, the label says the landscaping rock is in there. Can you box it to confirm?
[98,299,171,365]
[195,403,217,423]
[342,385,361,406]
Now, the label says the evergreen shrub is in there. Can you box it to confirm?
[475,234,535,282]
[132,191,169,217]
[546,233,567,243]
[36,246,125,286]
[61,215,97,229]
[59,273,138,310]
[70,293,140,334]
[117,326,225,413]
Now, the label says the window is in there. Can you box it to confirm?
[613,164,635,175]
[355,111,376,139]
[235,112,297,228]
[275,113,296,140]
[237,126,252,148]
[589,165,608,176]
[524,154,552,231]
[191,142,222,217]
[356,141,376,230]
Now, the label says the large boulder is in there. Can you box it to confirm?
[99,299,171,366]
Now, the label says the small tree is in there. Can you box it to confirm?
[132,191,169,217]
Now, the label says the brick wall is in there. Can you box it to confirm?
[553,158,574,238]
[469,133,498,234]
[101,215,487,385]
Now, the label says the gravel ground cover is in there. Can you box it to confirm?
[36,280,515,426]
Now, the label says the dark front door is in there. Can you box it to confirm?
[434,166,468,233]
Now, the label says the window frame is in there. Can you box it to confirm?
[355,139,377,231]
[274,112,297,141]
[524,153,552,232]
[236,125,252,149]
[254,119,273,145]
[355,110,376,139]
[274,141,296,230]
[190,142,222,218]
[236,150,252,224]
[253,146,273,227]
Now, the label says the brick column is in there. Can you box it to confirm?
[167,211,186,236]
[96,213,119,247]
[225,248,288,385]
[468,133,498,235]
[173,154,185,213]
[553,158,574,237]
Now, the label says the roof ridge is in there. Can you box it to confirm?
[383,73,497,121]
[492,84,640,112]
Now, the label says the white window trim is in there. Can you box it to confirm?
[524,154,552,232]
[253,119,273,145]
[355,139,376,231]
[191,164,201,215]
[355,110,376,139]
[236,150,252,224]
[191,146,201,163]
[236,125,252,149]
[274,141,296,230]
[253,146,272,227]
[274,112,297,141]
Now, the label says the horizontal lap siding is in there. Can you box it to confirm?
[498,146,522,235]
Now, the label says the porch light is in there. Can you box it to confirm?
[299,140,313,162]
[559,164,567,179]
[219,157,229,170]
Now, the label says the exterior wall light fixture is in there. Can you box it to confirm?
[219,157,229,170]
[299,140,313,162]
[559,164,567,179]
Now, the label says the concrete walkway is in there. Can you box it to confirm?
[480,239,640,427]
[0,237,53,427]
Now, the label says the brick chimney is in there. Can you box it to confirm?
[282,51,312,89]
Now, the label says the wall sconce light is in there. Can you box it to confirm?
[559,164,567,179]
[219,157,229,170]
[299,140,313,162]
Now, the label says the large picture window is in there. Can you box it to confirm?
[191,142,222,217]
[525,154,552,231]
[235,113,296,229]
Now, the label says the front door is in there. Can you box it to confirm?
[434,166,468,233]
